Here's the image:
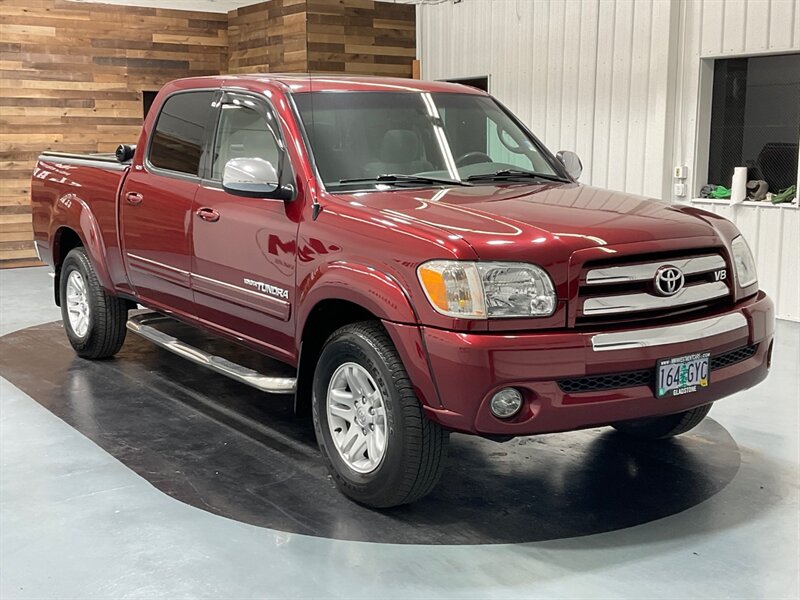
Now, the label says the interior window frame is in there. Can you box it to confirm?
[706,53,800,195]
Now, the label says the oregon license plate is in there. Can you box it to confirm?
[656,352,710,398]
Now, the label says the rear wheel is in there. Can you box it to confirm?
[312,321,448,508]
[60,247,128,359]
[612,403,713,440]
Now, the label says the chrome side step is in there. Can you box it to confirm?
[126,313,297,394]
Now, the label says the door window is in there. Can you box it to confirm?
[148,91,214,176]
[211,102,282,180]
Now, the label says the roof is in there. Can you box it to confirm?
[177,74,488,95]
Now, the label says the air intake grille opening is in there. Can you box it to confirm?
[557,344,758,394]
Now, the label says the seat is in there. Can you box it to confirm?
[757,142,799,192]
[307,122,355,183]
[212,107,279,180]
[364,129,433,177]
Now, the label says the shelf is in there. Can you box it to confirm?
[684,198,799,209]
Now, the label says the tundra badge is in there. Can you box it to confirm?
[243,278,289,300]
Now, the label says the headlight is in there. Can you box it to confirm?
[731,235,758,288]
[417,260,556,319]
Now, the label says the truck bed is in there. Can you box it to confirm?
[31,150,130,275]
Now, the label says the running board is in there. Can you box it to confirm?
[126,313,297,394]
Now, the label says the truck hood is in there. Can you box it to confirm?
[340,182,725,261]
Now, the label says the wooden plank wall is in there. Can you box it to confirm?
[228,0,307,73]
[0,0,415,267]
[228,0,416,76]
[0,0,228,267]
[306,0,416,76]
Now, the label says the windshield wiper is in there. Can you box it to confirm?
[465,169,569,183]
[338,174,472,187]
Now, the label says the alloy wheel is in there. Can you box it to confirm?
[326,362,388,474]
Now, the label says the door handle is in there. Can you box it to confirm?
[125,192,143,206]
[195,207,220,223]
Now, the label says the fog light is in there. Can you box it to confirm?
[490,388,523,419]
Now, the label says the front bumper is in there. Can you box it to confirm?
[404,292,774,436]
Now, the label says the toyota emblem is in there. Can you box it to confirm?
[654,265,684,296]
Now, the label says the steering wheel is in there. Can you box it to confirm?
[455,151,493,167]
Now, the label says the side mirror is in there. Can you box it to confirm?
[222,157,293,200]
[556,150,582,180]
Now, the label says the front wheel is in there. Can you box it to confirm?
[60,247,128,359]
[312,322,448,508]
[612,403,713,440]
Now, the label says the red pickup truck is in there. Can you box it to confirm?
[31,75,774,508]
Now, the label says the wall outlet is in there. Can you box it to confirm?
[674,183,687,197]
[674,165,688,179]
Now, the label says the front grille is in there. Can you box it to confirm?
[558,369,652,394]
[576,251,732,326]
[709,344,757,370]
[557,344,759,394]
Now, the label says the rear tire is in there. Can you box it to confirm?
[312,321,448,508]
[60,247,128,359]
[612,403,713,440]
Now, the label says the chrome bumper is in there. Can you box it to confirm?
[591,312,748,352]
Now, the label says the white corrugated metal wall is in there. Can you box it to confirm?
[687,200,800,320]
[418,0,677,199]
[416,0,800,320]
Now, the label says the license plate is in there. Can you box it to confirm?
[656,352,710,398]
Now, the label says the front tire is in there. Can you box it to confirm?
[612,403,713,440]
[312,321,448,508]
[60,247,128,359]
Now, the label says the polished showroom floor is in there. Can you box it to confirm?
[1,267,798,599]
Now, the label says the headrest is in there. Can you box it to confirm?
[379,129,420,163]
[308,122,338,149]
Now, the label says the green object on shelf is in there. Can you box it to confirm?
[709,185,732,199]
[771,185,796,204]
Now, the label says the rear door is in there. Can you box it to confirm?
[120,90,217,315]
[190,91,299,361]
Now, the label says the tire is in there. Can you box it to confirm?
[312,321,449,508]
[60,247,128,359]
[612,403,713,440]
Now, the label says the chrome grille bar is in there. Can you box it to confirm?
[585,254,726,285]
[582,281,729,316]
[591,312,747,351]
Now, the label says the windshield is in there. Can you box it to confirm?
[293,91,562,192]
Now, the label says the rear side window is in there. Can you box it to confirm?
[149,91,214,176]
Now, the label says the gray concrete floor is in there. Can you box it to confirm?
[1,266,799,599]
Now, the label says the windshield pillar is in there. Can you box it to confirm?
[420,92,460,181]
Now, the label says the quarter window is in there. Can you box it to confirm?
[149,91,214,176]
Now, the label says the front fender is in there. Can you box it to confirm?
[50,193,114,292]
[296,262,445,408]
[297,261,418,329]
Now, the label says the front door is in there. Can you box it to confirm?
[121,90,216,315]
[191,91,299,361]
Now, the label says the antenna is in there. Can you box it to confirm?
[309,74,322,220]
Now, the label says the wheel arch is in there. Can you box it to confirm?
[294,262,442,415]
[50,195,114,306]
[52,226,85,306]
[295,298,378,415]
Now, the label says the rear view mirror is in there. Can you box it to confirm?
[556,150,582,180]
[222,157,293,200]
